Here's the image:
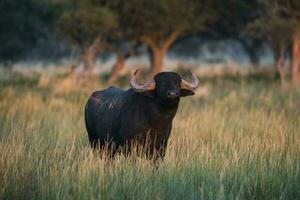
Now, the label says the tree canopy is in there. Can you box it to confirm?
[111,0,218,73]
[57,0,118,48]
[0,0,56,64]
[1,0,300,84]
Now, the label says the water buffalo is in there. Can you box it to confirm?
[84,70,199,160]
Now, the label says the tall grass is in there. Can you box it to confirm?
[0,76,299,200]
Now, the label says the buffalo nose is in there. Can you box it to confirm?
[167,90,179,98]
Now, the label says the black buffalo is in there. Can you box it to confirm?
[84,70,199,160]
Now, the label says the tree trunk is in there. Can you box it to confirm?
[292,32,300,85]
[68,46,79,84]
[149,48,165,74]
[108,54,126,84]
[108,45,141,84]
[82,37,102,78]
[142,31,181,74]
[275,46,288,87]
[104,41,141,84]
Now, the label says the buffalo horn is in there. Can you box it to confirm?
[130,70,155,92]
[181,70,199,90]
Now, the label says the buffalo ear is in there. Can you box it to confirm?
[180,89,194,97]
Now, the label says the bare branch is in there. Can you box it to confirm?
[162,30,182,53]
[140,36,158,50]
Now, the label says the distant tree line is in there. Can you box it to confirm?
[0,0,300,85]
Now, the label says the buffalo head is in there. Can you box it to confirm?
[130,70,199,106]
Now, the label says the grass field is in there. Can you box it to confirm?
[0,74,299,200]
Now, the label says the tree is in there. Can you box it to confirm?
[293,26,300,85]
[243,9,293,85]
[279,0,300,85]
[243,0,300,86]
[58,0,142,82]
[115,0,217,74]
[107,41,141,84]
[247,16,292,85]
[213,0,262,67]
[0,0,55,67]
[57,0,118,77]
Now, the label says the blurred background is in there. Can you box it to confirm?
[0,0,300,88]
[1,1,300,199]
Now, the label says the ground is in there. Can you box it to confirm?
[0,74,299,200]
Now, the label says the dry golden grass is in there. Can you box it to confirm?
[0,75,299,199]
